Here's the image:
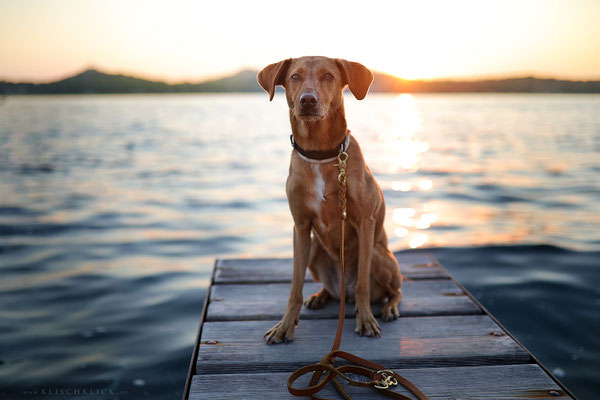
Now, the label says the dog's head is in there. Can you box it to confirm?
[257,56,373,121]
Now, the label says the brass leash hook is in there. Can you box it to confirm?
[335,151,348,184]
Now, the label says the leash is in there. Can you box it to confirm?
[286,149,430,400]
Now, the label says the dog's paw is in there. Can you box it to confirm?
[264,319,296,345]
[381,302,400,322]
[354,309,381,337]
[304,290,329,309]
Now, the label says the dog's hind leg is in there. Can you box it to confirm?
[372,245,403,322]
[305,288,330,309]
[381,287,402,322]
[304,240,333,309]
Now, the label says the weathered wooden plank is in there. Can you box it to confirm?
[207,280,481,321]
[214,253,446,284]
[196,315,529,374]
[189,364,570,399]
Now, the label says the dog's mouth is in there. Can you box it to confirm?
[290,102,326,120]
[296,111,325,120]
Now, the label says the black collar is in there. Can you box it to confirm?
[290,133,349,161]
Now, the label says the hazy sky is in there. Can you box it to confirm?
[1,0,600,83]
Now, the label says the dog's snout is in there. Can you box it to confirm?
[299,92,318,109]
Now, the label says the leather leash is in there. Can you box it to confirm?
[286,149,430,400]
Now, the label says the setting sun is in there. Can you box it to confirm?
[364,1,600,80]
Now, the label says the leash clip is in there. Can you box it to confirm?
[373,370,398,390]
[335,151,348,184]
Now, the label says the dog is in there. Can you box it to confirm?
[258,56,402,345]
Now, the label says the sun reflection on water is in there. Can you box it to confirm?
[385,94,428,174]
[409,233,429,249]
[386,94,435,249]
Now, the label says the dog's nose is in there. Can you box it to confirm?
[300,92,318,109]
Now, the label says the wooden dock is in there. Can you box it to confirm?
[183,253,574,399]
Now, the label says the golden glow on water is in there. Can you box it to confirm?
[418,179,434,191]
[386,95,428,174]
[394,227,408,238]
[393,208,416,227]
[395,95,422,139]
[391,181,412,192]
[391,204,440,247]
[409,233,429,249]
[386,94,435,248]
[380,93,547,249]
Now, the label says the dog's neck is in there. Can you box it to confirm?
[289,104,347,152]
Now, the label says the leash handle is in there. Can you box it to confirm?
[288,350,427,400]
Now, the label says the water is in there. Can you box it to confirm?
[0,93,598,399]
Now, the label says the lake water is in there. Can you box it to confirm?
[0,93,599,399]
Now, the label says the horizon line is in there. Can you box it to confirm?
[3,66,600,85]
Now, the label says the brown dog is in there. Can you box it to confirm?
[258,56,402,345]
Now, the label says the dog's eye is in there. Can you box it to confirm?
[323,73,334,81]
[291,73,301,81]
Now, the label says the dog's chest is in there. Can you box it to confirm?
[310,164,327,212]
[288,161,338,224]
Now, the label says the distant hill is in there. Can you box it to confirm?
[370,74,600,93]
[0,69,261,95]
[2,68,600,94]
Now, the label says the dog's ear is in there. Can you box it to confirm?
[257,58,292,101]
[335,59,374,100]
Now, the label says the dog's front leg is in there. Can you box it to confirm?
[264,222,311,344]
[355,217,381,337]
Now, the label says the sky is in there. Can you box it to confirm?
[1,0,600,83]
